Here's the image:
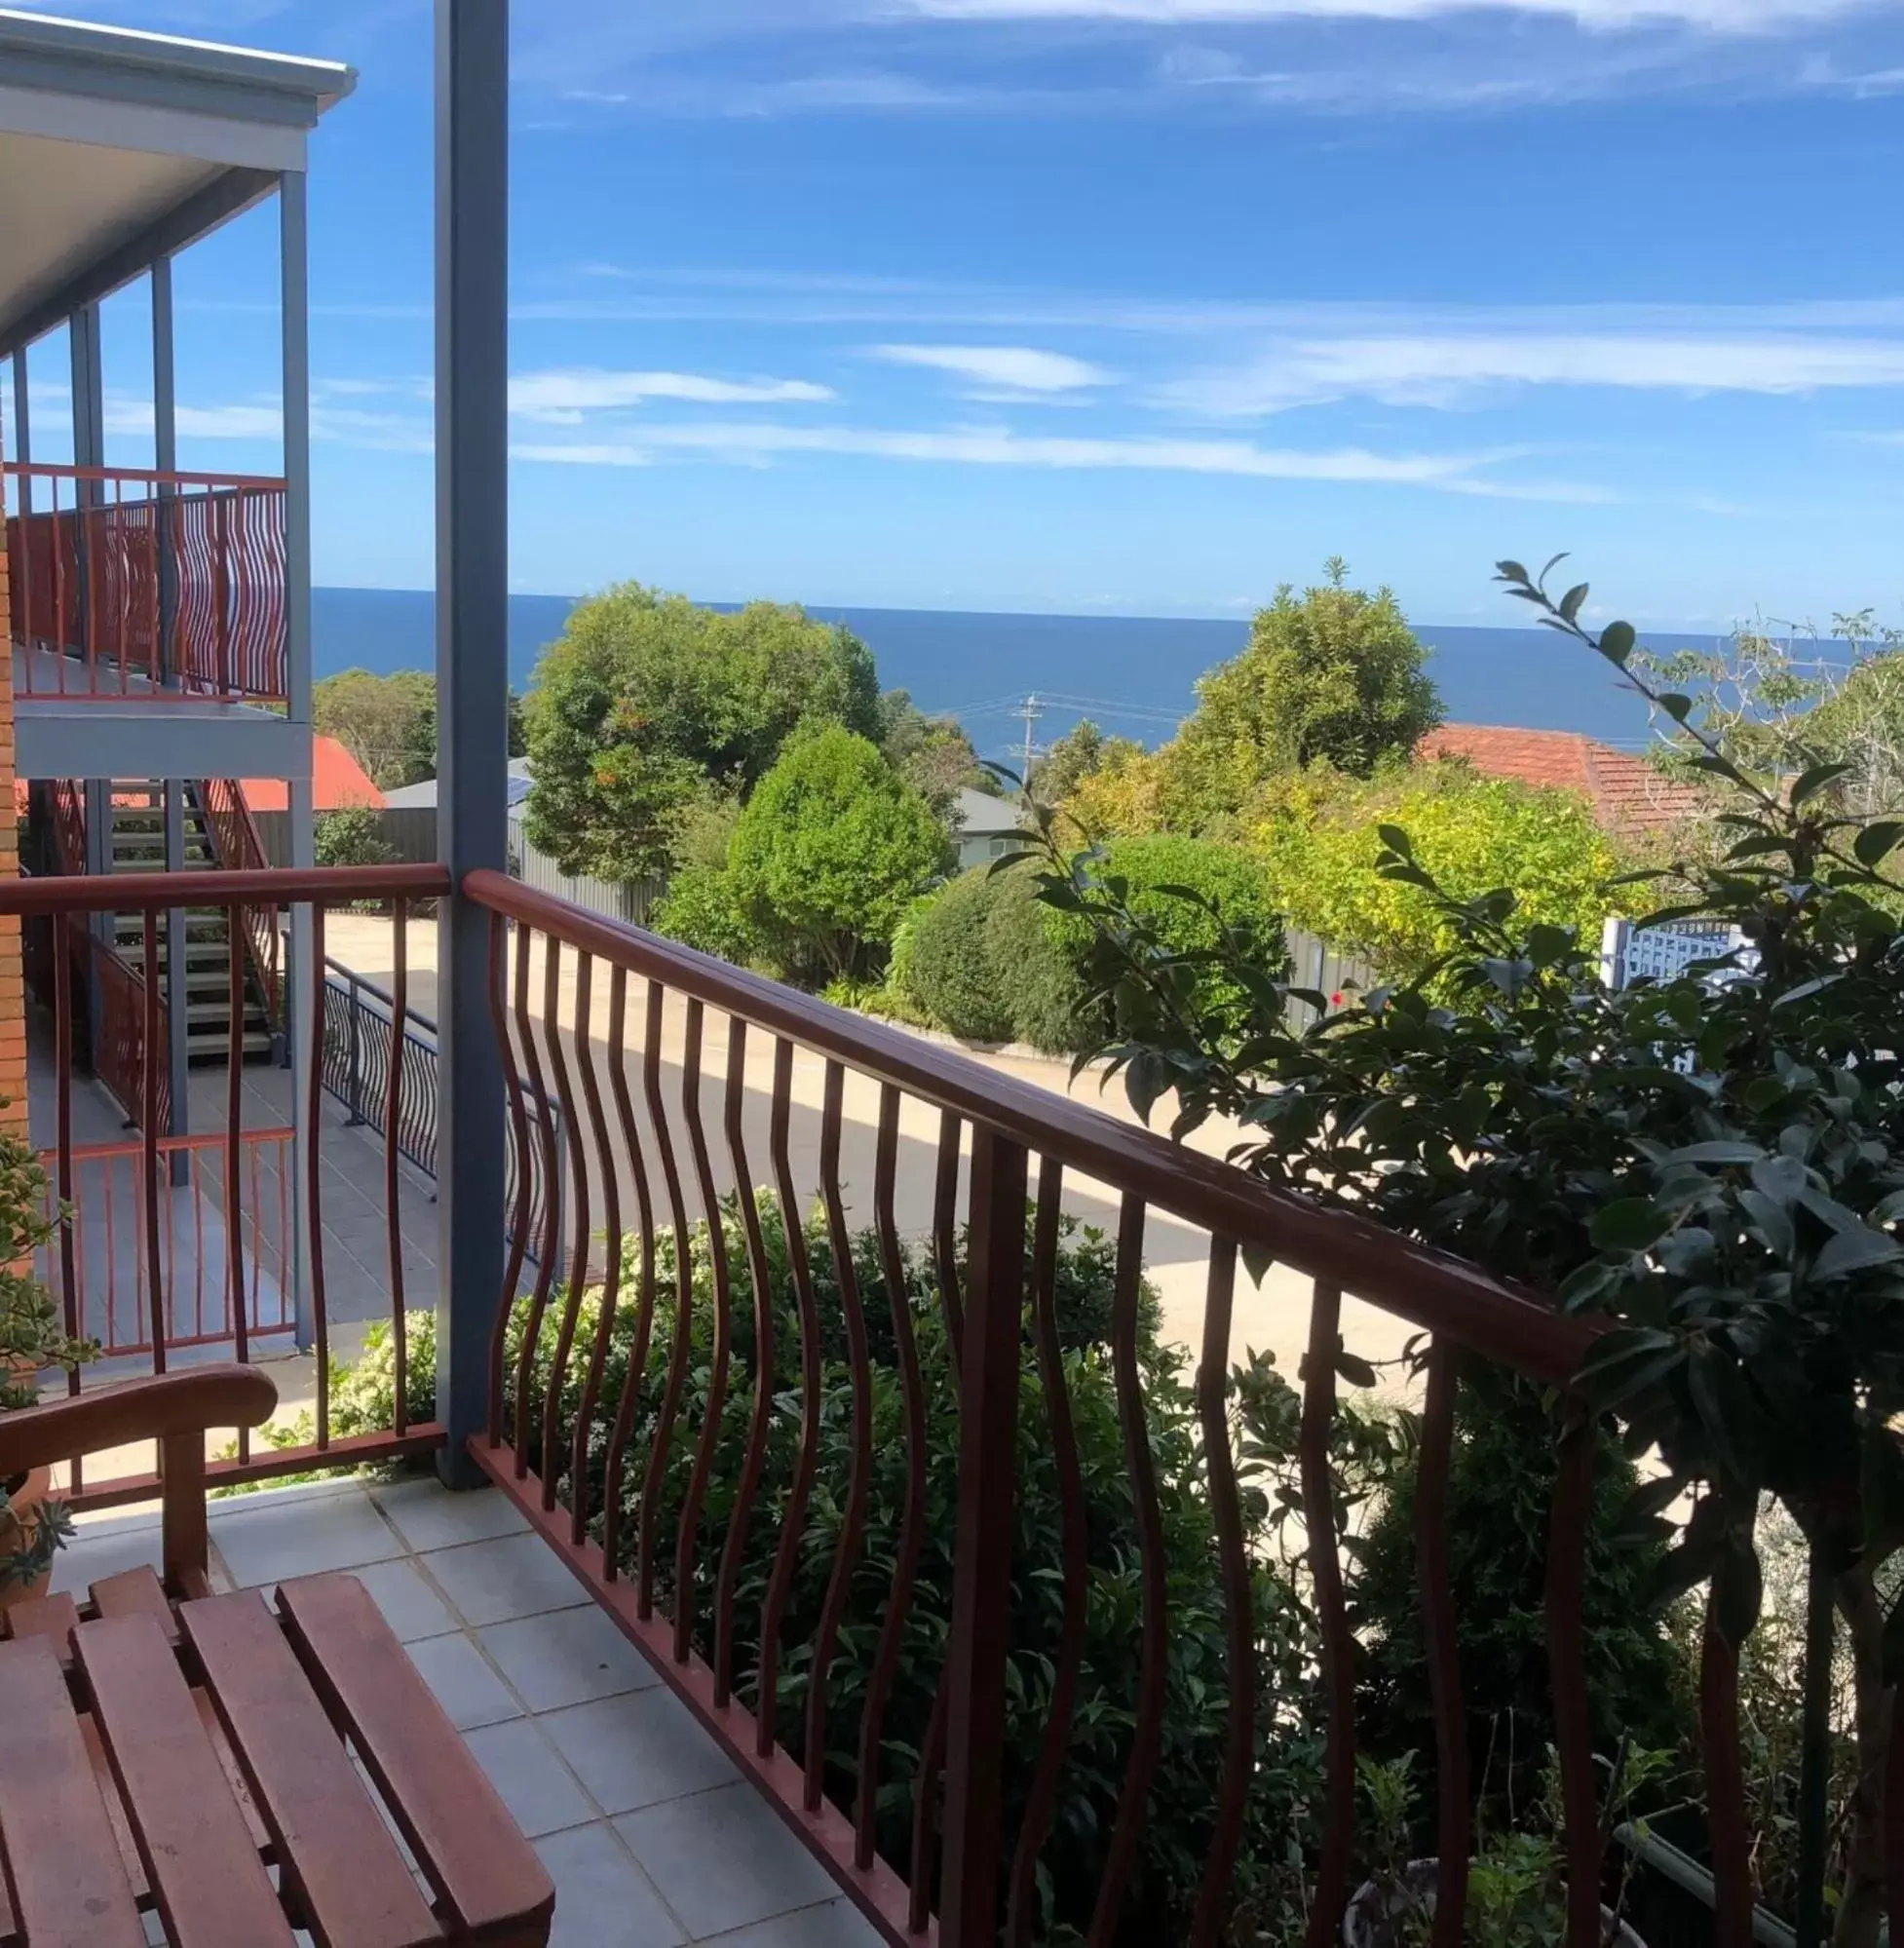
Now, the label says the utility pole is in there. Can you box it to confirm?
[1019,692,1044,785]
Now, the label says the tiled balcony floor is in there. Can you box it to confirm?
[58,1475,884,1948]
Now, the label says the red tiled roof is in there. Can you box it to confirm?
[1418,723,1704,836]
[241,736,384,813]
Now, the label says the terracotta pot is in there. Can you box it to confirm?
[0,1466,56,1609]
[1343,1860,1647,1947]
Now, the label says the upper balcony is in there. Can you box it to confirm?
[0,7,351,784]
[6,459,287,707]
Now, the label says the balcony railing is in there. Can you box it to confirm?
[1,861,1796,1945]
[3,461,288,704]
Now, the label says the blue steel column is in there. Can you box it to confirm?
[154,256,190,1180]
[281,172,318,1348]
[71,309,109,1032]
[434,0,510,1485]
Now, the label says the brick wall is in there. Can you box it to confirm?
[0,418,24,1132]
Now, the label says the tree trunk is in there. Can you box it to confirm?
[1832,1563,1891,1948]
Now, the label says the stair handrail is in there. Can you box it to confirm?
[197,780,283,1031]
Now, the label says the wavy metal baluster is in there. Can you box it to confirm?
[52,919,82,1490]
[807,1059,873,1815]
[673,1000,735,1666]
[1006,1158,1087,1948]
[383,898,407,1436]
[1546,1399,1606,1948]
[910,1676,952,1936]
[141,912,164,1370]
[637,980,696,1622]
[309,902,332,1451]
[857,1084,929,1870]
[599,965,658,1583]
[1089,1197,1167,1947]
[1303,1280,1355,1948]
[758,1036,822,1759]
[227,900,250,1459]
[1699,1522,1757,1948]
[1190,1238,1255,1948]
[1417,1341,1469,1948]
[538,945,593,1509]
[487,910,533,1447]
[569,952,624,1545]
[932,1108,965,1370]
[715,1020,776,1709]
[511,923,561,1476]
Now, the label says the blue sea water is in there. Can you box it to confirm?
[312,587,1731,760]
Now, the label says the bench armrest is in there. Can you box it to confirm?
[0,1366,279,1595]
[0,1366,279,1481]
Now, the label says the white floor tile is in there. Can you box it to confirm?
[535,1823,687,1948]
[404,1632,524,1731]
[373,1476,529,1552]
[461,1718,596,1840]
[422,1531,590,1625]
[540,1689,737,1816]
[211,1487,404,1586]
[478,1604,658,1713]
[615,1783,838,1939]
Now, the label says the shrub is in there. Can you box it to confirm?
[906,870,1013,1042]
[727,723,949,985]
[353,1202,1314,1942]
[1351,1377,1687,1820]
[1053,835,1284,1045]
[1242,760,1626,988]
[907,867,1089,1050]
[652,862,759,968]
[314,805,398,870]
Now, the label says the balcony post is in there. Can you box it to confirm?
[938,1123,1025,1947]
[155,255,190,1184]
[433,0,510,1486]
[281,169,318,1350]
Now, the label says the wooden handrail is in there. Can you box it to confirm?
[0,1365,278,1478]
[462,867,1604,1383]
[3,460,287,492]
[0,864,451,916]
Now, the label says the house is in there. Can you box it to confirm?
[952,783,1031,869]
[1419,722,1705,837]
[382,755,533,810]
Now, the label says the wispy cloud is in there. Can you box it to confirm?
[871,343,1115,397]
[512,416,1606,500]
[508,366,836,423]
[1161,328,1904,413]
[898,0,1876,27]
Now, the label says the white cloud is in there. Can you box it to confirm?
[897,0,1874,27]
[512,416,1607,499]
[507,366,836,422]
[871,344,1115,394]
[1162,329,1904,413]
[102,398,286,441]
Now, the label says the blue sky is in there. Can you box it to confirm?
[7,0,1904,630]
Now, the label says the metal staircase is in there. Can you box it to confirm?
[102,783,276,1062]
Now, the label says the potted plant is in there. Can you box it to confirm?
[1342,1747,1666,1948]
[0,1116,94,1603]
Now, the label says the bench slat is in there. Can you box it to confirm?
[277,1574,554,1941]
[75,1613,296,1948]
[89,1566,180,1644]
[183,1590,442,1948]
[0,1590,81,1668]
[0,1633,145,1947]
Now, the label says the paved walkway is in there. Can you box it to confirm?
[62,1476,882,1948]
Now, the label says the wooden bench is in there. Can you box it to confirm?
[0,1367,554,1947]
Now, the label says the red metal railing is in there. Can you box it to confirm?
[3,461,287,703]
[200,778,282,1024]
[0,863,451,1507]
[38,1128,294,1357]
[455,871,1625,1948]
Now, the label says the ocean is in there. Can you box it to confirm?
[312,586,1733,760]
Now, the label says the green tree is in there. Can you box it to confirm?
[522,586,881,880]
[313,668,438,790]
[726,723,949,983]
[1030,718,1146,805]
[876,690,993,820]
[1165,559,1442,829]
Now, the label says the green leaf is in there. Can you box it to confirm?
[1561,582,1590,623]
[1710,1534,1765,1651]
[1658,693,1694,722]
[1590,1198,1674,1253]
[1375,823,1415,860]
[1559,1259,1621,1311]
[1581,1326,1684,1409]
[1738,1190,1796,1262]
[1750,1155,1808,1205]
[1335,1351,1379,1390]
[1664,1141,1765,1165]
[1790,760,1854,808]
[1689,1342,1765,1491]
[1599,620,1637,667]
[1853,821,1904,867]
[1813,1226,1904,1280]
[1496,559,1530,586]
